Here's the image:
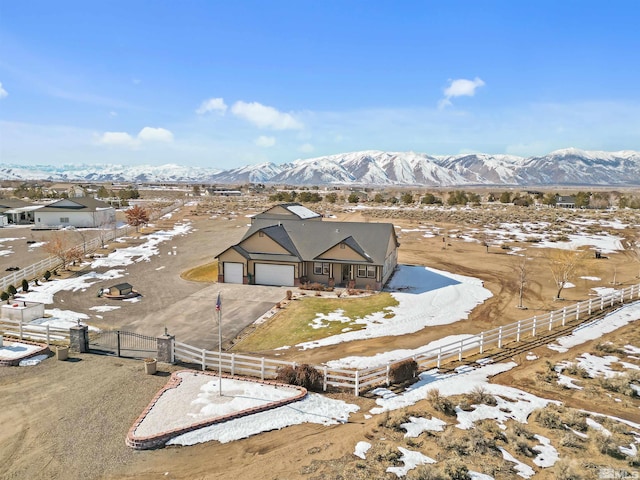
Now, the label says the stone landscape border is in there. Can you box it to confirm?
[0,337,50,367]
[125,369,308,450]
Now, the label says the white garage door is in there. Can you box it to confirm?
[255,264,294,287]
[224,262,244,284]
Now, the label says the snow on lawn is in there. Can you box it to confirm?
[90,221,192,268]
[548,301,640,353]
[297,266,492,350]
[325,334,475,370]
[27,308,100,331]
[534,233,623,254]
[533,435,559,468]
[386,447,436,477]
[18,269,125,304]
[164,375,358,446]
[500,447,535,478]
[401,416,447,436]
[0,340,41,359]
[354,441,371,459]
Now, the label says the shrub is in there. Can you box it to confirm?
[427,389,456,417]
[443,458,470,480]
[7,284,17,297]
[535,407,563,429]
[0,291,9,304]
[389,359,418,384]
[469,385,497,406]
[276,364,323,391]
[21,279,29,292]
[560,432,584,449]
[378,409,410,431]
[408,466,445,480]
[44,270,51,281]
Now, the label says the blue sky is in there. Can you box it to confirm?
[1,1,639,169]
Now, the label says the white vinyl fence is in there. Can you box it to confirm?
[173,283,640,396]
[0,318,70,344]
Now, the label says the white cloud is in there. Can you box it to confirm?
[97,126,173,148]
[439,77,485,109]
[0,82,8,99]
[98,131,137,148]
[231,101,303,130]
[196,97,227,115]
[109,111,118,117]
[138,126,174,143]
[299,143,314,153]
[255,135,276,147]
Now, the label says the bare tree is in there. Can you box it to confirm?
[125,205,150,232]
[43,231,84,270]
[545,248,590,300]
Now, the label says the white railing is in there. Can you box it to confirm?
[0,318,70,344]
[173,283,640,396]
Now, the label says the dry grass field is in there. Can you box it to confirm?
[2,193,640,480]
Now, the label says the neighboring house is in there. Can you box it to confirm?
[205,188,242,196]
[556,195,576,208]
[68,185,87,198]
[34,197,116,229]
[0,198,39,225]
[216,203,399,290]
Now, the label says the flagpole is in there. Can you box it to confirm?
[217,292,222,396]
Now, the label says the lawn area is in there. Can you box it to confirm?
[180,262,218,282]
[234,292,398,352]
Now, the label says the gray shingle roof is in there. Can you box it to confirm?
[241,219,397,265]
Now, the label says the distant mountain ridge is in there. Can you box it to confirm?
[2,148,640,186]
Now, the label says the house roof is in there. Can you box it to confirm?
[0,198,32,210]
[239,219,397,265]
[252,202,322,223]
[110,282,133,291]
[37,197,113,212]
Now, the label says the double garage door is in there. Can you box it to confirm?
[224,262,295,286]
[255,263,294,287]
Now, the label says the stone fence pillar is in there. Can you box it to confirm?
[157,333,175,364]
[70,325,89,353]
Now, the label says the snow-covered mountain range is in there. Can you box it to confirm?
[2,148,639,186]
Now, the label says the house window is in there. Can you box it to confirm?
[357,265,376,278]
[60,217,69,223]
[259,231,264,237]
[340,243,345,249]
[313,262,330,275]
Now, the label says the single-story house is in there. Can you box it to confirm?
[34,197,116,229]
[216,203,399,290]
[556,195,576,208]
[0,199,39,225]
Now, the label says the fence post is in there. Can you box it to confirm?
[588,299,592,315]
[576,304,580,320]
[355,370,360,396]
[70,325,89,352]
[562,308,566,326]
[480,332,484,354]
[498,326,503,349]
[261,357,265,381]
[323,366,328,392]
[516,321,521,342]
[201,349,206,371]
[46,325,50,345]
[548,314,553,331]
[116,331,121,357]
[19,319,23,340]
[231,353,236,376]
[386,363,391,386]
[620,290,624,305]
[458,340,463,361]
[437,348,442,369]
[156,332,175,364]
[532,317,536,337]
